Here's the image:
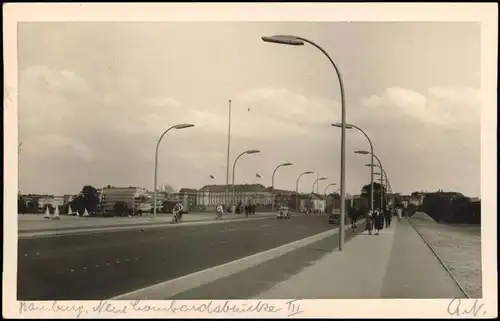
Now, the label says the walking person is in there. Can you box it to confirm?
[374,209,384,235]
[384,206,392,228]
[396,206,402,221]
[365,210,374,235]
[349,210,358,232]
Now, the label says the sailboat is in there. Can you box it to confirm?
[52,205,61,220]
[43,206,50,219]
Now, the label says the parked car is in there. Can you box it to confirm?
[328,210,349,224]
[277,206,291,219]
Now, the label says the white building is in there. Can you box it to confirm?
[38,196,64,208]
[101,187,149,213]
[197,184,273,209]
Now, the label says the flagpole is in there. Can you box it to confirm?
[225,100,232,209]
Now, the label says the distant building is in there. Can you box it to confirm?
[38,195,64,208]
[197,184,273,209]
[272,188,295,208]
[101,186,149,213]
[178,188,198,211]
[63,194,76,203]
[299,193,326,213]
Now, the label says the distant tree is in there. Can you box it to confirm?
[393,194,403,207]
[18,196,27,214]
[360,182,387,209]
[81,185,100,212]
[26,199,40,213]
[161,184,176,194]
[113,201,128,217]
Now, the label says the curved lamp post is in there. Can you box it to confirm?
[262,34,347,251]
[312,177,328,194]
[332,122,374,213]
[312,177,327,213]
[295,171,313,212]
[271,162,293,212]
[372,168,392,206]
[324,183,337,195]
[232,149,261,212]
[153,123,195,219]
[355,150,384,209]
[367,165,392,204]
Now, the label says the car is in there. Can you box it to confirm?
[328,211,349,224]
[277,206,291,219]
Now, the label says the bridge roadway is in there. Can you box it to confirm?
[18,215,337,300]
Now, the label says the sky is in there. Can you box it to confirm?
[17,21,481,197]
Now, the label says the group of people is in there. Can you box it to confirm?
[363,207,393,235]
[360,206,405,235]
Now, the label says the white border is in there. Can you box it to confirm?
[3,3,498,318]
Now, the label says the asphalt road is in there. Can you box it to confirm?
[171,225,363,299]
[18,215,337,300]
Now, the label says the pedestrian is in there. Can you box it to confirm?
[349,211,358,232]
[384,206,392,227]
[396,206,402,221]
[374,209,384,235]
[365,210,374,235]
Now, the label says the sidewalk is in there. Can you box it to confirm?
[18,212,275,233]
[254,219,467,299]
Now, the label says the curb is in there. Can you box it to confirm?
[18,214,276,239]
[408,218,470,298]
[110,218,365,300]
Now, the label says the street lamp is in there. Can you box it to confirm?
[312,177,328,194]
[324,183,337,195]
[262,34,347,251]
[366,163,392,206]
[355,150,384,209]
[332,122,374,214]
[153,123,194,220]
[271,162,294,212]
[225,100,232,209]
[232,149,261,213]
[295,171,313,213]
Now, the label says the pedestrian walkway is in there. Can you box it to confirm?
[254,219,466,299]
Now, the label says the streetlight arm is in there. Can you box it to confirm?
[263,34,347,251]
[232,151,248,189]
[294,37,345,98]
[272,164,283,188]
[154,125,177,166]
[350,124,375,213]
[153,125,182,219]
[295,36,347,250]
[231,151,254,208]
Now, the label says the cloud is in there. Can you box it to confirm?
[37,134,95,161]
[17,65,480,197]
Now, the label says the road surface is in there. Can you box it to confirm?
[18,215,337,300]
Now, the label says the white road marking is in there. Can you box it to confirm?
[70,269,74,272]
[111,220,364,300]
